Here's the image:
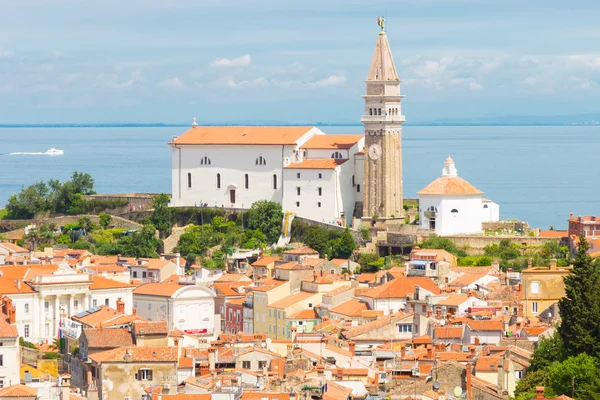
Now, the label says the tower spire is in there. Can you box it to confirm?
[367,26,399,81]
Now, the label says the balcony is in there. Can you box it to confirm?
[242,302,253,309]
[360,115,406,123]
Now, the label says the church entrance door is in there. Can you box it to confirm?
[229,189,236,205]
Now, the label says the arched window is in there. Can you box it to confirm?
[451,209,459,213]
[357,184,361,193]
[200,156,211,165]
[378,108,381,115]
[245,174,249,189]
[273,174,277,190]
[369,108,373,115]
[216,173,221,189]
[483,204,489,209]
[256,156,266,166]
[187,173,192,188]
[331,151,343,159]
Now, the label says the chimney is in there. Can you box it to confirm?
[286,344,294,359]
[466,363,473,400]
[426,345,433,359]
[208,347,216,373]
[348,341,356,357]
[316,364,324,376]
[291,327,297,343]
[132,307,136,316]
[400,344,406,358]
[536,386,545,399]
[199,361,209,376]
[474,337,480,346]
[160,253,165,261]
[427,310,433,318]
[124,348,132,363]
[469,346,476,358]
[336,368,343,381]
[322,316,330,322]
[570,212,573,220]
[527,258,533,268]
[184,348,191,358]
[174,338,181,357]
[550,259,557,270]
[176,253,182,276]
[8,305,15,324]
[498,358,506,394]
[60,374,71,400]
[116,299,125,314]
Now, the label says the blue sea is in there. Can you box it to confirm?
[1,125,598,230]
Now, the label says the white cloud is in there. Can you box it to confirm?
[313,75,346,87]
[210,54,251,68]
[158,76,184,89]
[104,71,143,89]
[226,77,269,88]
[468,82,483,90]
[53,50,64,58]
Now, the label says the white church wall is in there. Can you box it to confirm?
[338,160,357,226]
[171,144,296,208]
[481,201,500,222]
[438,195,483,235]
[282,168,339,223]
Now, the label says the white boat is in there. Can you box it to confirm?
[45,148,64,156]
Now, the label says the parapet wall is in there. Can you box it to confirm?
[482,220,530,232]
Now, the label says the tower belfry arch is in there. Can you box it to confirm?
[361,18,405,220]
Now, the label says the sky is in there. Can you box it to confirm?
[1,0,600,124]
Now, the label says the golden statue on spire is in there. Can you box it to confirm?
[377,16,385,32]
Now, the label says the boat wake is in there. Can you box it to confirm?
[7,148,64,156]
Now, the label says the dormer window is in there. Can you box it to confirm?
[256,156,266,166]
[200,156,211,165]
[331,151,343,159]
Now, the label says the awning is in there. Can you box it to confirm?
[410,260,429,266]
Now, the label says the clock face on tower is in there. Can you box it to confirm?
[368,143,382,160]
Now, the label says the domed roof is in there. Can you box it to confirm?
[417,176,483,196]
[418,157,483,196]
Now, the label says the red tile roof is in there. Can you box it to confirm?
[284,159,347,170]
[329,299,368,317]
[362,277,441,298]
[134,321,168,335]
[90,346,177,363]
[434,326,463,339]
[300,134,363,150]
[418,176,483,196]
[83,328,134,348]
[282,246,319,255]
[0,384,38,397]
[170,126,314,146]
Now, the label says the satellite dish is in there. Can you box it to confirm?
[439,319,446,326]
[266,337,272,345]
[343,361,351,369]
[269,347,276,352]
[433,381,441,390]
[454,386,463,397]
[261,342,266,348]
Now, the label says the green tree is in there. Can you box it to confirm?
[241,229,267,249]
[484,238,520,259]
[98,212,112,229]
[514,369,556,400]
[331,229,356,259]
[302,226,332,258]
[528,331,566,372]
[418,235,460,255]
[558,235,600,358]
[151,194,171,238]
[5,182,50,218]
[246,200,283,244]
[177,224,223,257]
[547,354,600,398]
[118,223,161,258]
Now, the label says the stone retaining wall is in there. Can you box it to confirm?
[482,220,530,232]
[82,193,164,215]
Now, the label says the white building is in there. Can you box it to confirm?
[169,126,364,226]
[133,279,216,336]
[418,157,499,235]
[0,299,19,389]
[0,262,135,343]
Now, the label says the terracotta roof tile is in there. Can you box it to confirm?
[436,293,470,307]
[362,277,441,298]
[282,246,319,255]
[274,262,313,271]
[0,384,38,396]
[329,299,368,317]
[134,321,168,335]
[449,273,489,286]
[83,328,134,348]
[170,126,315,146]
[300,134,363,150]
[251,256,281,267]
[466,319,503,332]
[0,320,18,338]
[434,326,463,339]
[269,291,316,309]
[284,159,347,170]
[90,346,177,363]
[0,242,29,253]
[178,357,194,368]
[89,275,136,290]
[288,309,320,320]
[417,176,483,196]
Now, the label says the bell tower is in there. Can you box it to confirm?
[361,19,405,220]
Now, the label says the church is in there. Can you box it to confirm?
[169,23,405,227]
[169,22,497,232]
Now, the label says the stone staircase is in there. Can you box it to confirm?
[163,226,188,254]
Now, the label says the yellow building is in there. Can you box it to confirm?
[252,278,290,335]
[521,259,572,319]
[267,291,323,339]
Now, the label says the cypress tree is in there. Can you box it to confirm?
[558,234,600,357]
